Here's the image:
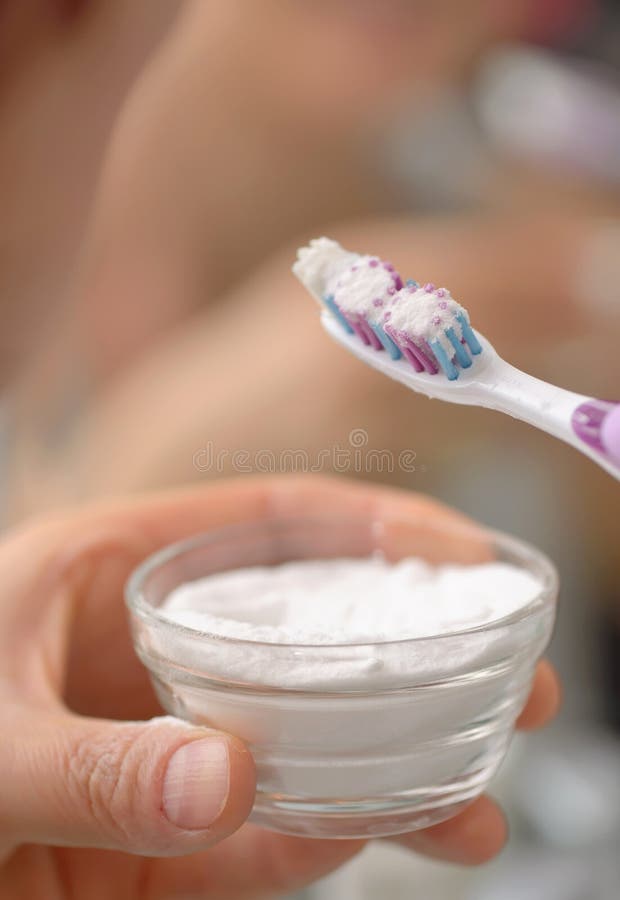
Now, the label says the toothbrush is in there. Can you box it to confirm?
[293,238,620,481]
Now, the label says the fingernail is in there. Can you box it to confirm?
[163,738,230,830]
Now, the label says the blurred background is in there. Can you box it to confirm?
[1,1,619,897]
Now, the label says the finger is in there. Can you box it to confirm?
[390,795,507,866]
[63,475,486,716]
[86,472,485,551]
[516,659,561,731]
[130,826,366,898]
[0,713,255,856]
[0,473,481,591]
[0,475,487,717]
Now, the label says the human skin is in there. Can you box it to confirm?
[49,0,545,376]
[3,0,616,521]
[6,212,618,522]
[4,0,617,587]
[0,476,559,899]
[0,0,542,382]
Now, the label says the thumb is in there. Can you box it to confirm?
[2,713,256,856]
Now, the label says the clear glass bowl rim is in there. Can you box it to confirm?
[125,512,558,652]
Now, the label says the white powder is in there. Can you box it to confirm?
[152,555,552,817]
[387,286,468,354]
[293,237,398,324]
[158,556,541,691]
[292,237,359,303]
[331,258,398,323]
[293,238,472,352]
[162,556,539,644]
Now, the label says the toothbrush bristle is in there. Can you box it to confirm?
[294,239,482,379]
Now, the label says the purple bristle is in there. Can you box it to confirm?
[359,316,383,350]
[418,340,440,373]
[384,324,436,374]
[402,346,424,372]
[343,313,370,345]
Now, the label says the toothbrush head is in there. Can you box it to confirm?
[321,310,495,405]
[383,283,482,381]
[293,238,484,383]
[292,237,359,303]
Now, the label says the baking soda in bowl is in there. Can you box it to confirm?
[128,519,557,838]
[159,556,541,687]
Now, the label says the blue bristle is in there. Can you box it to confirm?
[446,327,472,368]
[455,312,482,355]
[430,340,459,380]
[370,322,402,360]
[406,279,419,288]
[324,294,354,334]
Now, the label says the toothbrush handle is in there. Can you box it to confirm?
[477,361,620,481]
[572,399,620,468]
[601,404,620,463]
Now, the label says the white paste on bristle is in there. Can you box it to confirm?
[388,287,466,355]
[294,238,474,362]
[293,238,359,302]
[332,258,397,324]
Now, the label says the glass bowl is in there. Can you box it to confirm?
[126,512,557,839]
